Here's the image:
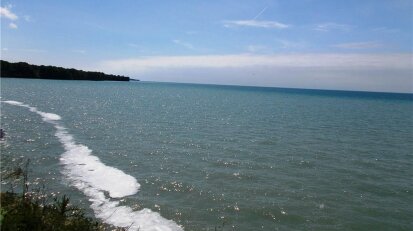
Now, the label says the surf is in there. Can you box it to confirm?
[1,100,183,231]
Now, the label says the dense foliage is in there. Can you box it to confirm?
[0,162,125,231]
[0,60,130,81]
[0,192,105,231]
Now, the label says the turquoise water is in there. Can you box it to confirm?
[1,78,412,230]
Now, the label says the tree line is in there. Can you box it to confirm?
[0,60,131,81]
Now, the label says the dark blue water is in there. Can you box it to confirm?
[1,78,412,230]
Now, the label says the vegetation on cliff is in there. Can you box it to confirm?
[0,161,125,231]
[0,60,130,81]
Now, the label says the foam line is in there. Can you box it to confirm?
[2,100,183,231]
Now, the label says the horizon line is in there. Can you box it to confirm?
[134,80,413,96]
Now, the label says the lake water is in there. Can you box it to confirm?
[1,78,412,230]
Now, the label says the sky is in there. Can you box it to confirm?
[1,0,412,93]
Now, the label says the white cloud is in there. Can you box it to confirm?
[173,39,195,50]
[223,20,289,29]
[314,23,353,32]
[1,6,19,29]
[8,22,17,29]
[332,41,383,49]
[0,6,18,20]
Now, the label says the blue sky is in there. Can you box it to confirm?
[1,0,412,92]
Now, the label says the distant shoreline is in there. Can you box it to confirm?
[0,60,134,82]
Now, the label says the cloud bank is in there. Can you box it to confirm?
[98,53,413,93]
[100,53,411,72]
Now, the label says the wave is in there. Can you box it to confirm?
[2,100,183,231]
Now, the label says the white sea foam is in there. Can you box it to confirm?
[56,128,139,198]
[3,100,24,106]
[2,100,184,231]
[37,111,62,121]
